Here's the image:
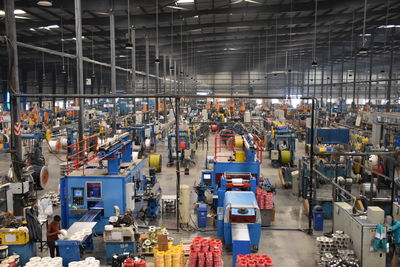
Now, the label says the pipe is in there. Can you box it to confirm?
[308,98,315,235]
[110,6,117,134]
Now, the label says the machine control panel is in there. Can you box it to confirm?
[72,188,84,206]
[201,171,213,187]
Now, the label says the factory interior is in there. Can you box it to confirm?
[0,0,400,266]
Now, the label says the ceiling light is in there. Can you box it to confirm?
[0,9,26,16]
[72,36,85,40]
[378,24,400,29]
[37,0,53,7]
[38,24,59,30]
[166,5,189,10]
[197,92,208,96]
[118,55,127,58]
[359,33,371,36]
[155,58,160,63]
[30,28,36,31]
[177,0,194,3]
[125,42,133,50]
[193,15,199,18]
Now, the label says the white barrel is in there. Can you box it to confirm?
[179,184,191,225]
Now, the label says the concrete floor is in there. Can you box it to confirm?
[5,131,327,266]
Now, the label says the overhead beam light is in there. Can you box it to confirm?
[166,5,189,10]
[378,24,400,29]
[0,9,26,15]
[177,0,194,3]
[37,0,53,7]
[38,24,59,30]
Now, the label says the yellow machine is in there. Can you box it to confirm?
[0,228,29,245]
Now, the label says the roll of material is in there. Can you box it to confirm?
[235,151,246,162]
[145,139,151,149]
[49,140,62,153]
[149,154,162,172]
[231,178,243,184]
[60,137,68,148]
[281,150,291,164]
[132,152,139,160]
[369,155,379,166]
[234,136,243,148]
[40,166,49,188]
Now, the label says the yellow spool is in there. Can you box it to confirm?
[234,135,243,148]
[319,147,327,152]
[164,251,172,267]
[149,154,162,172]
[281,150,291,164]
[362,137,369,144]
[45,129,52,141]
[235,151,246,162]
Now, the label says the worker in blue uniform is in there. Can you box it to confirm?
[391,220,400,264]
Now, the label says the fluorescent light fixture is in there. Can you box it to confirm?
[196,92,208,96]
[359,33,371,36]
[0,9,26,15]
[166,5,189,10]
[378,24,400,29]
[177,0,194,3]
[38,24,59,30]
[218,98,227,102]
[29,28,36,31]
[37,0,53,7]
[227,26,249,29]
[72,36,85,40]
[224,48,239,51]
[118,55,127,58]
[256,99,262,104]
[193,15,199,18]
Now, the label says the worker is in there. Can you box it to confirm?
[47,215,61,258]
[391,220,400,264]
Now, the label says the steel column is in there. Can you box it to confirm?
[74,0,85,142]
[4,0,23,181]
[131,28,136,94]
[386,28,395,111]
[110,6,117,134]
[368,34,374,104]
[175,97,181,232]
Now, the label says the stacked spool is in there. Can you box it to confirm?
[25,257,63,267]
[188,237,223,267]
[236,254,273,267]
[68,257,100,267]
[256,188,274,210]
[154,245,184,267]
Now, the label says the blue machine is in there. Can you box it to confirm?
[7,242,36,266]
[167,131,190,165]
[268,127,296,168]
[306,128,350,145]
[61,133,160,235]
[219,191,261,265]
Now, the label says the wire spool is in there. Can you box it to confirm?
[60,137,68,148]
[211,124,218,132]
[369,155,379,166]
[235,151,246,162]
[149,154,162,172]
[0,246,8,260]
[145,139,151,149]
[280,150,291,164]
[40,166,49,188]
[234,136,243,148]
[48,139,62,153]
[132,152,139,160]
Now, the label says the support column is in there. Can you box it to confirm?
[74,0,85,141]
[4,0,23,179]
[386,28,395,111]
[368,34,374,104]
[131,28,136,94]
[321,64,325,106]
[110,7,117,134]
[352,55,357,108]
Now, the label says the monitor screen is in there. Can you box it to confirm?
[203,174,211,180]
[73,188,83,197]
[86,182,102,199]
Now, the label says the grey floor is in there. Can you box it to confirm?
[2,132,328,266]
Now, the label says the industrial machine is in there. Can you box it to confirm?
[167,131,190,167]
[268,124,296,168]
[218,191,261,265]
[60,133,161,236]
[333,202,386,267]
